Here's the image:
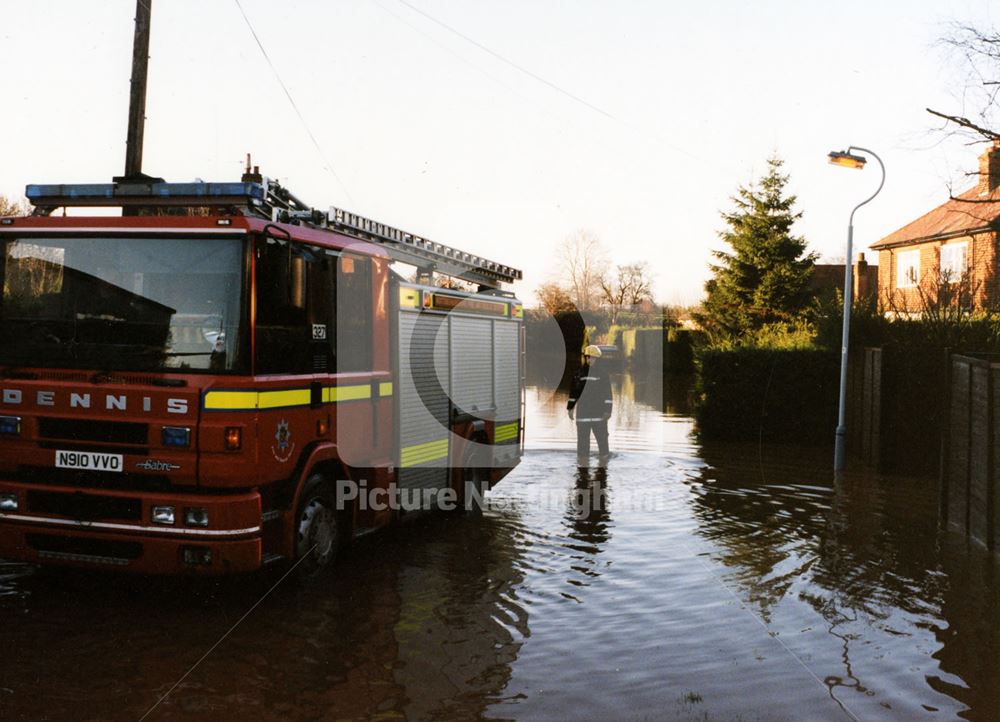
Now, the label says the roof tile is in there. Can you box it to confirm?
[871,185,1000,249]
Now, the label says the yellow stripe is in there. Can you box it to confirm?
[495,422,519,442]
[379,382,393,397]
[204,383,374,411]
[402,442,449,467]
[204,391,258,410]
[258,389,311,409]
[403,449,445,466]
[324,384,371,403]
[401,438,449,467]
[400,287,420,308]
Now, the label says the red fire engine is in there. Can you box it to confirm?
[0,174,525,574]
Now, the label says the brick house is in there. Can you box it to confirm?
[870,144,1000,314]
[809,254,878,304]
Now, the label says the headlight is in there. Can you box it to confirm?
[152,505,176,525]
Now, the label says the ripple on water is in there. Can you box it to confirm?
[0,378,997,720]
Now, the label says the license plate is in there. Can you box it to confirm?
[55,450,124,473]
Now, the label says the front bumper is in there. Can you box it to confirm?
[0,482,263,575]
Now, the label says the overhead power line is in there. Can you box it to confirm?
[391,0,701,162]
[394,0,615,121]
[233,0,354,204]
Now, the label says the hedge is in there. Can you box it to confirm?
[696,348,839,443]
[609,326,697,374]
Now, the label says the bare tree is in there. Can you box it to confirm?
[600,262,654,324]
[930,23,1000,195]
[621,262,653,306]
[937,24,1000,132]
[881,264,993,324]
[0,195,30,217]
[556,230,609,311]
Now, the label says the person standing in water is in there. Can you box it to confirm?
[567,345,613,465]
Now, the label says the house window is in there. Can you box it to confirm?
[940,242,968,283]
[896,250,920,288]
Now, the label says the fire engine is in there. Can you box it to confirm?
[0,170,525,574]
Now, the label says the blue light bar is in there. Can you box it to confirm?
[26,184,115,200]
[25,182,266,205]
[145,182,266,199]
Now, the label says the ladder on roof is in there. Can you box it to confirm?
[24,176,523,289]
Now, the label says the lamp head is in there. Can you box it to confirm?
[828,150,867,169]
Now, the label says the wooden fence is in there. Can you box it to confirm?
[847,347,882,469]
[942,354,1000,548]
[847,347,946,477]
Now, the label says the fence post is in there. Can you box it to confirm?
[989,363,997,551]
[872,348,883,471]
[940,349,951,527]
[945,357,972,535]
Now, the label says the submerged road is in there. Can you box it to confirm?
[1,374,997,720]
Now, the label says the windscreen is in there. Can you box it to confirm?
[0,235,247,373]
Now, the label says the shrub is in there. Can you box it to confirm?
[695,347,839,442]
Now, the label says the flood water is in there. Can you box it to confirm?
[3,372,1000,720]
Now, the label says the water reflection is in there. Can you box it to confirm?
[4,372,1000,719]
[0,511,529,720]
[929,535,1000,717]
[690,443,978,717]
[566,466,611,555]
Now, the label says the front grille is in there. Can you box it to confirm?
[26,533,142,562]
[14,369,182,387]
[16,466,173,493]
[38,441,149,456]
[28,490,141,521]
[38,417,149,445]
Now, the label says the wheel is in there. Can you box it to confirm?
[462,449,490,514]
[294,476,339,577]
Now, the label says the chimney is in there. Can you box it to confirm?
[853,252,870,302]
[978,141,1000,196]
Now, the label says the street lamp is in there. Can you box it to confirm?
[828,146,885,473]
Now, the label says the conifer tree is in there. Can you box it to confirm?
[702,156,816,340]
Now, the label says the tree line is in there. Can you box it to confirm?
[536,231,655,325]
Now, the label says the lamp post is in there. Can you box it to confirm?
[829,146,884,473]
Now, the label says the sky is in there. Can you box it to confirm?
[3,0,999,305]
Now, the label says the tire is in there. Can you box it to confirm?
[462,448,490,514]
[293,476,339,577]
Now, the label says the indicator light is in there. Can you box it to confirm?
[224,426,242,451]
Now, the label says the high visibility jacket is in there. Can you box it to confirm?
[567,361,613,422]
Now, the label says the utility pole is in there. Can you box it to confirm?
[122,0,152,181]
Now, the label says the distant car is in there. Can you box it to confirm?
[596,344,623,368]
